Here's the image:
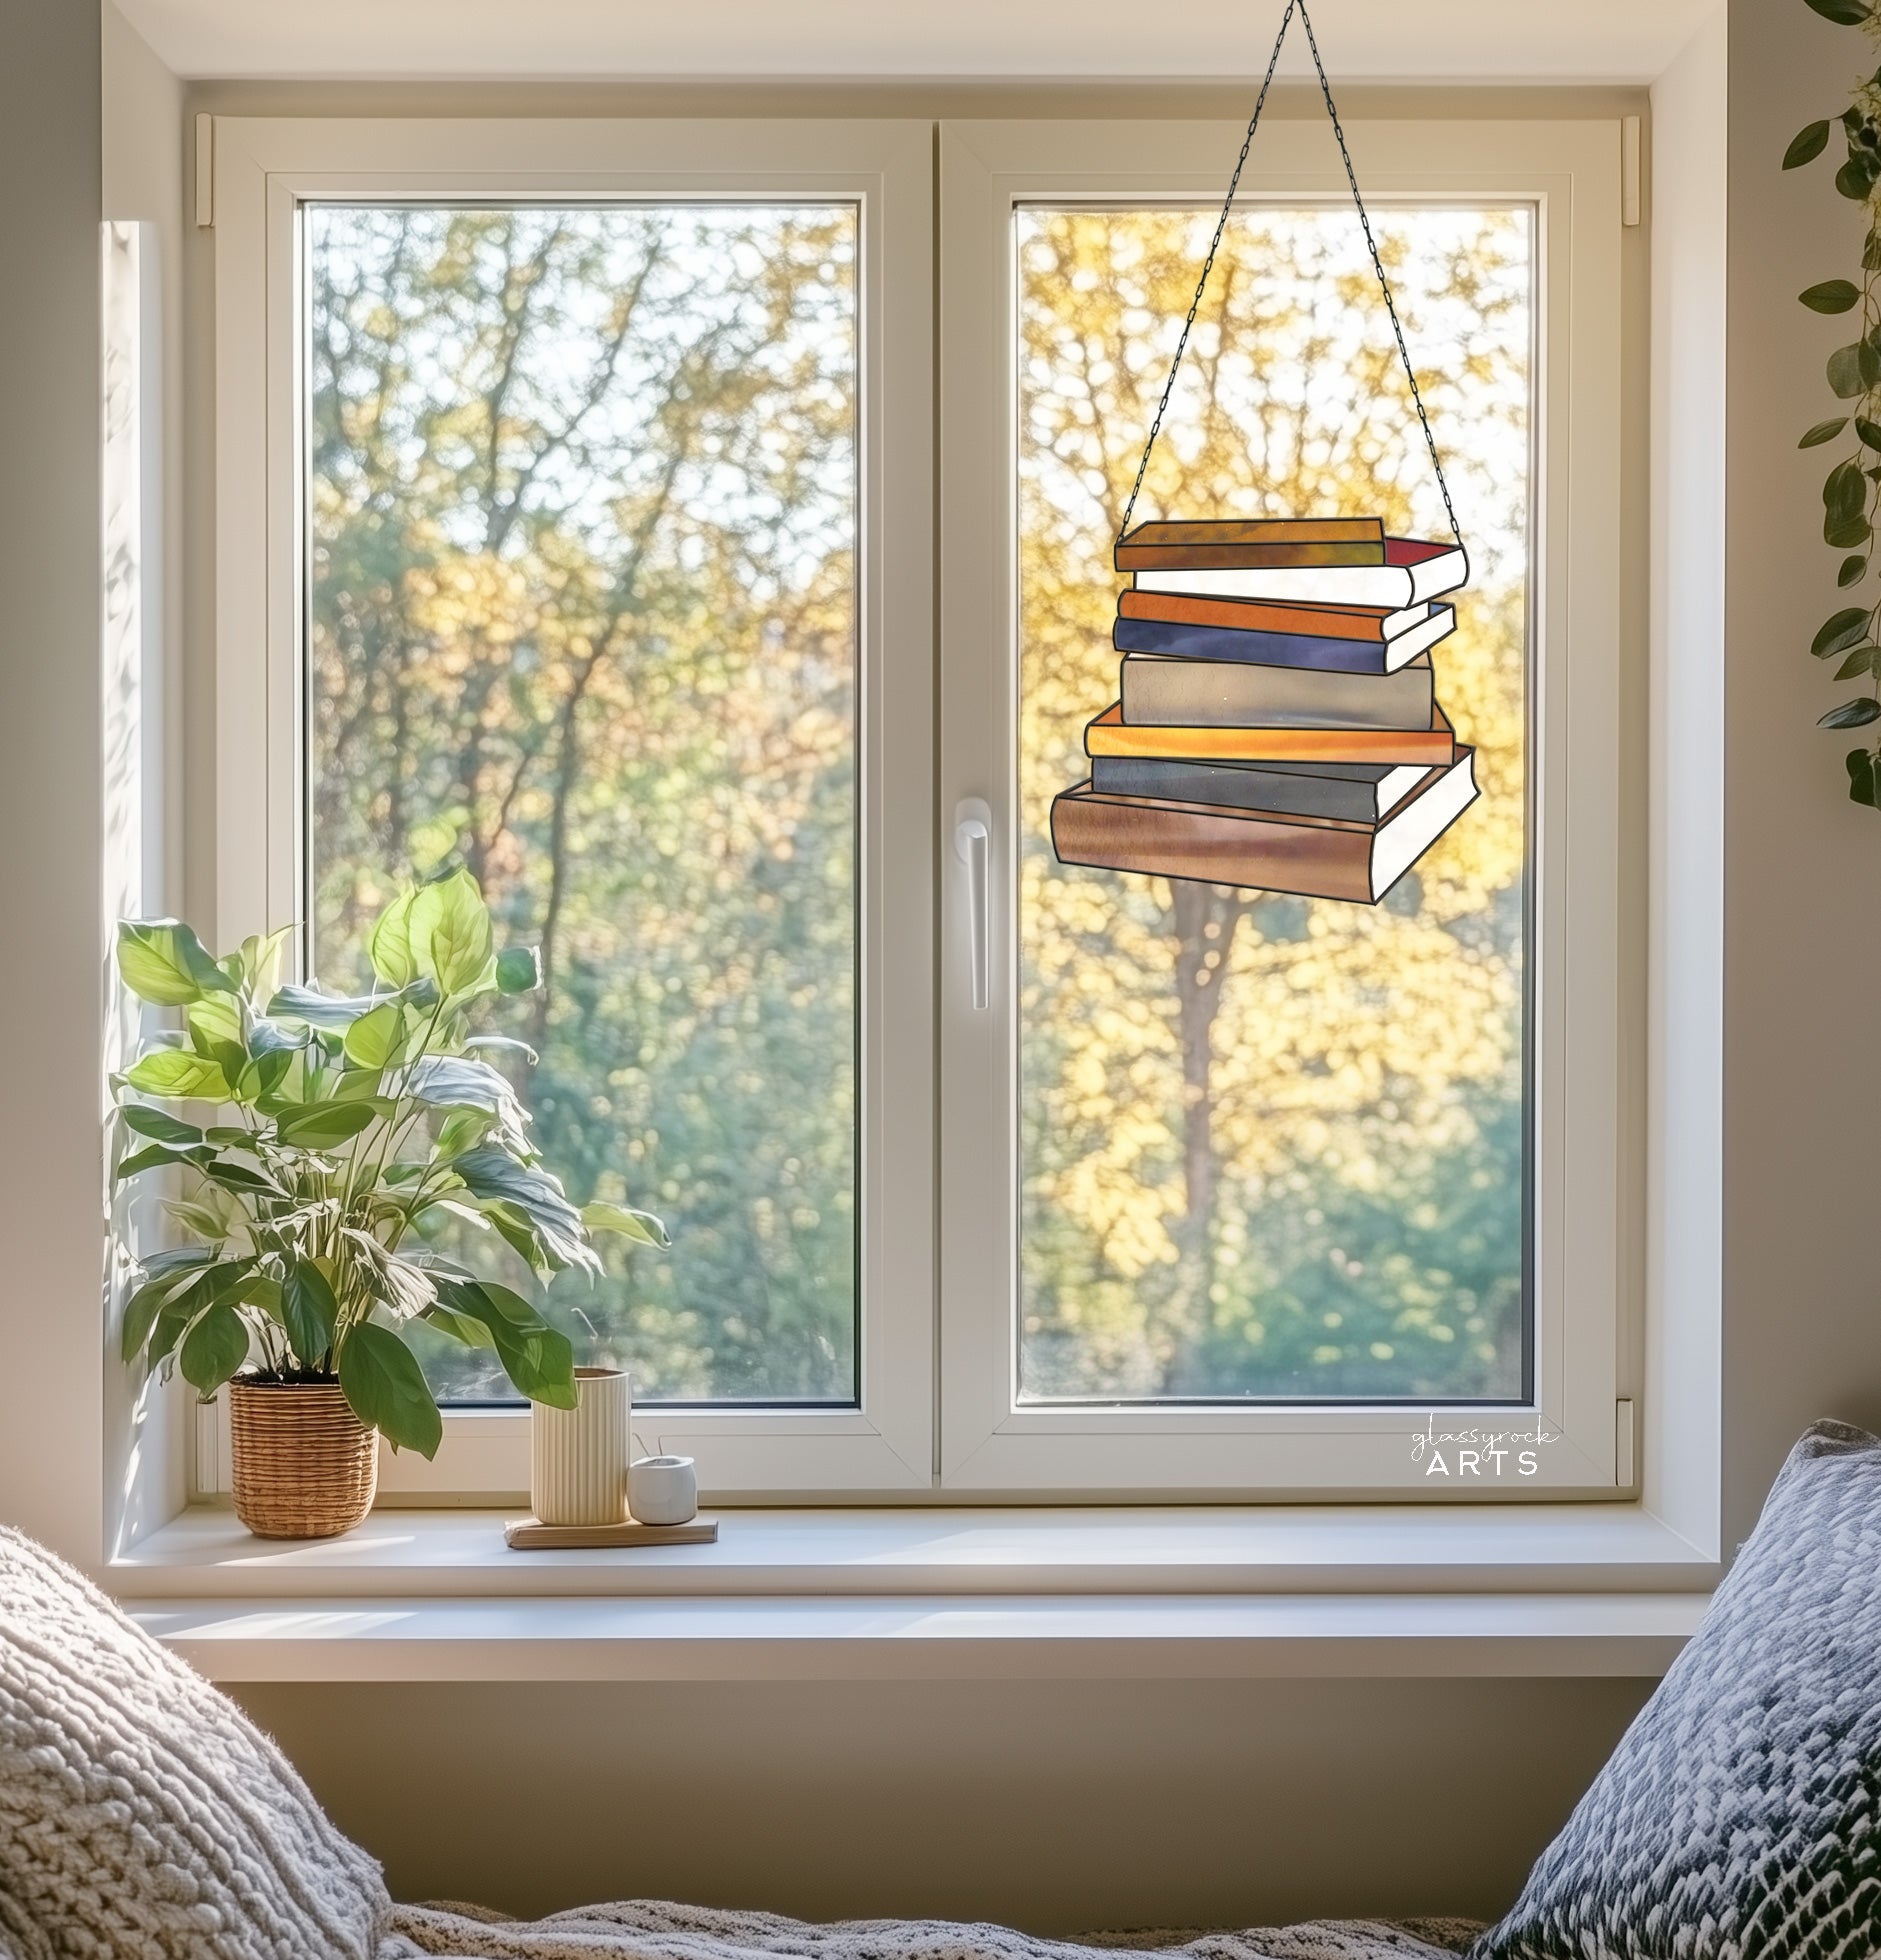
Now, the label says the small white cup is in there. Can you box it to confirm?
[628,1454,698,1526]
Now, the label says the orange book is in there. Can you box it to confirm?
[1117,588,1428,645]
[1082,700,1458,770]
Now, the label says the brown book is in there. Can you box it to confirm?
[1051,749,1479,903]
[1116,520,1387,573]
[1118,588,1430,644]
[1082,700,1458,769]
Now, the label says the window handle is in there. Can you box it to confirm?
[954,799,992,1011]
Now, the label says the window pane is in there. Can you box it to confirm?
[306,204,859,1403]
[1017,205,1531,1403]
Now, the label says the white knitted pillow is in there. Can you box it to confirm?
[0,1525,387,1958]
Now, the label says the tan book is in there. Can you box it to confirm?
[1116,521,1387,572]
[1051,749,1479,904]
[1083,700,1458,769]
[1120,651,1435,731]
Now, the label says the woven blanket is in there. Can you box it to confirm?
[381,1900,1481,1960]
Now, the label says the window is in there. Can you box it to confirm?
[937,120,1629,1491]
[306,200,862,1406]
[210,112,1630,1498]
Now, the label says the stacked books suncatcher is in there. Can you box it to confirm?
[1050,516,1478,904]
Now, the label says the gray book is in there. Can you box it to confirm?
[1120,651,1435,730]
[1089,755,1432,824]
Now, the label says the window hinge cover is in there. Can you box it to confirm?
[195,113,214,228]
[1622,116,1642,227]
[194,1391,229,1495]
[1616,1397,1637,1487]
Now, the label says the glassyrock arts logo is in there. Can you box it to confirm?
[1409,1413,1560,1479]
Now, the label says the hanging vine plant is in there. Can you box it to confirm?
[1787,0,1881,806]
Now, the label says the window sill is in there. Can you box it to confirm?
[114,1499,1715,1595]
[130,1589,1706,1683]
[116,1505,1713,1681]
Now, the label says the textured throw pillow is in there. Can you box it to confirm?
[1474,1419,1881,1960]
[0,1525,387,1958]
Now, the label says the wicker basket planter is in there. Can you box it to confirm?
[227,1379,378,1539]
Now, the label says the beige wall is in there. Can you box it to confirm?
[1721,0,1881,1544]
[233,1676,1651,1926]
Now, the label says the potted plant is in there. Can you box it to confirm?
[111,868,666,1539]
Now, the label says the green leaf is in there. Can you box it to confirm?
[1849,746,1881,806]
[1866,231,1881,273]
[1785,120,1834,168]
[1827,517,1875,551]
[419,1302,497,1350]
[1842,554,1871,587]
[119,1248,216,1363]
[273,1098,379,1149]
[368,887,420,988]
[440,1279,577,1409]
[1811,608,1872,657]
[124,1048,233,1102]
[1829,344,1870,399]
[116,919,233,1006]
[464,1033,539,1065]
[281,1260,339,1367]
[148,1274,214,1368]
[267,978,438,1031]
[494,946,541,994]
[580,1201,671,1248]
[1802,417,1851,448]
[1836,153,1880,201]
[1827,456,1868,511]
[120,1104,205,1146]
[196,1156,290,1201]
[404,1055,530,1148]
[1805,0,1871,22]
[178,1299,251,1397]
[409,868,494,997]
[235,926,294,996]
[339,1320,442,1458]
[1802,279,1862,313]
[1820,696,1881,727]
[234,1048,295,1107]
[1856,420,1881,451]
[246,1016,308,1058]
[1836,647,1878,679]
[454,1147,600,1276]
[114,1141,203,1184]
[344,1002,411,1071]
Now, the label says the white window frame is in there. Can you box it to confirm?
[209,116,936,1497]
[937,119,1632,1495]
[203,111,1635,1504]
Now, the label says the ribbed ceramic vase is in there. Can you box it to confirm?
[530,1367,631,1526]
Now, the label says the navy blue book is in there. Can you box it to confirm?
[1113,604,1453,675]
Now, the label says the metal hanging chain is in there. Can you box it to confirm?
[1116,0,1464,551]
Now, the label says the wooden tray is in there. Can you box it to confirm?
[505,1516,719,1549]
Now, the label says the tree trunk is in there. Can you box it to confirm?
[1163,879,1250,1393]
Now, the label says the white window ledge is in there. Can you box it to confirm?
[132,1591,1706,1684]
[113,1501,1717,1600]
[117,1507,1714,1681]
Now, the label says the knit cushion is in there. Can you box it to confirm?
[1473,1419,1881,1959]
[0,1525,387,1958]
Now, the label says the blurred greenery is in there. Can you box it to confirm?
[309,205,858,1401]
[308,197,1530,1411]
[1016,207,1531,1401]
